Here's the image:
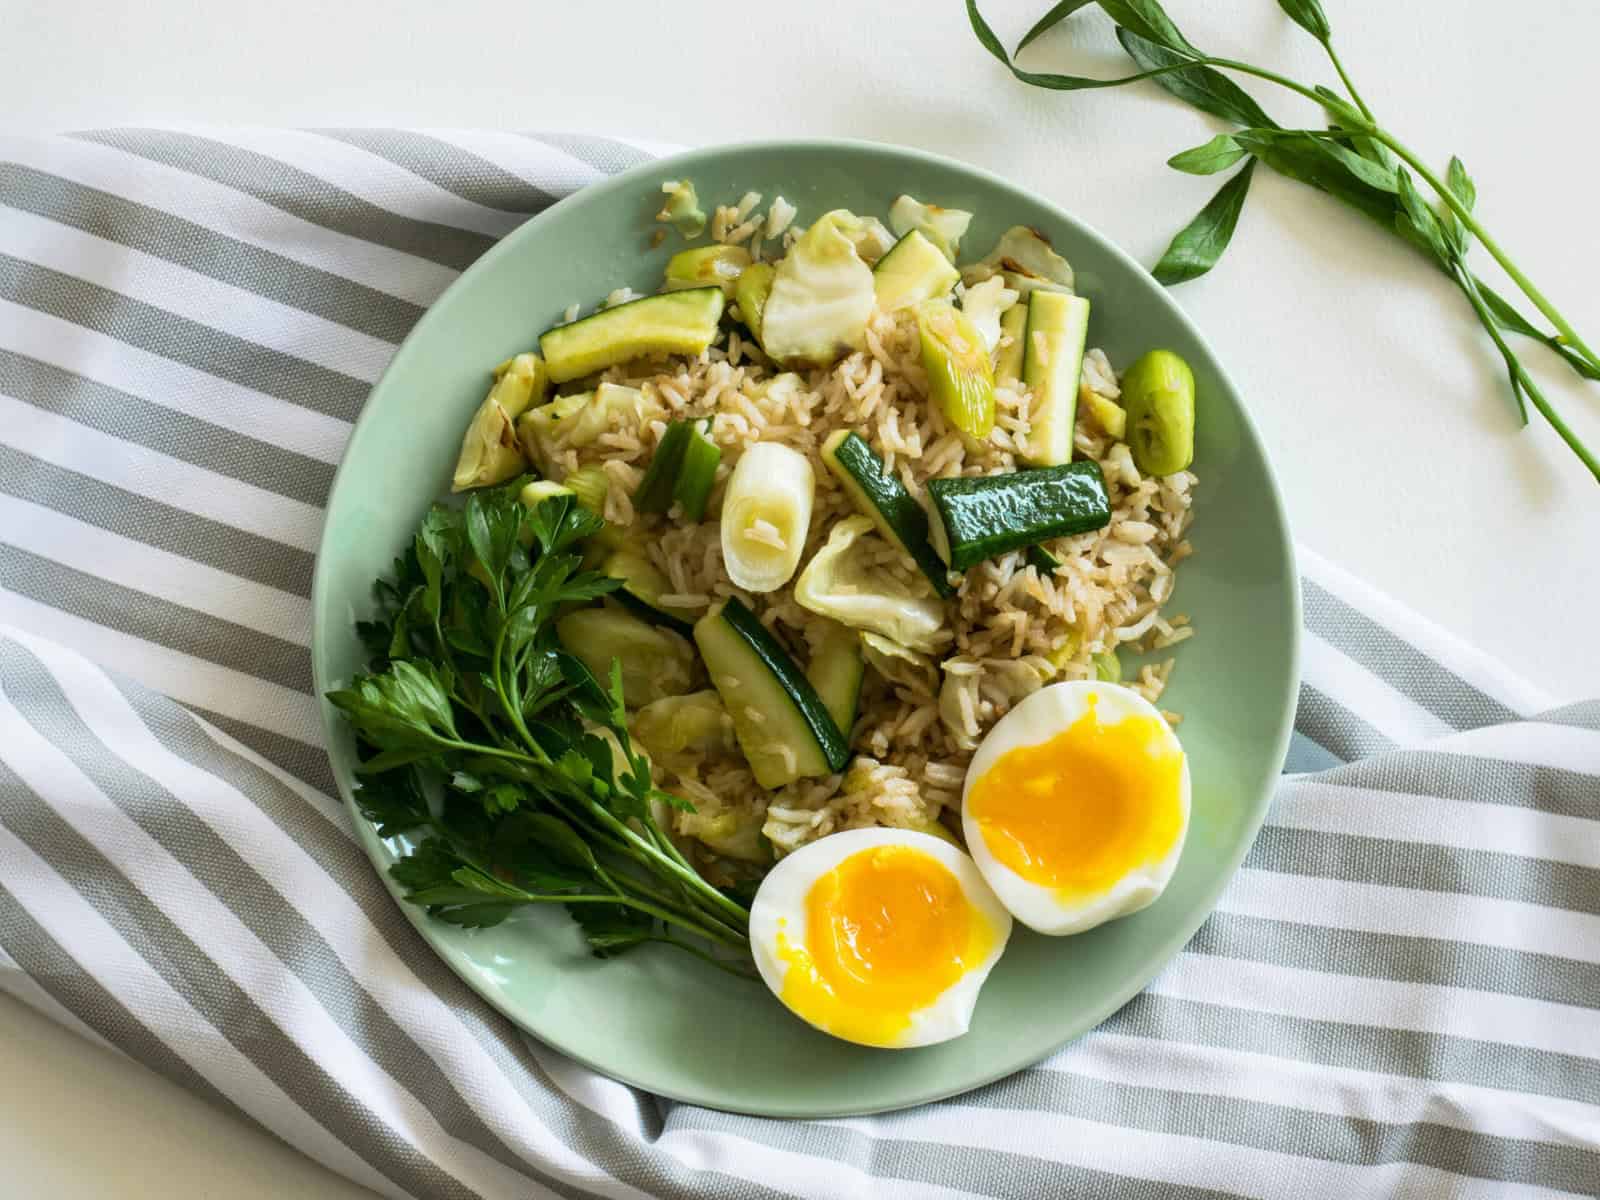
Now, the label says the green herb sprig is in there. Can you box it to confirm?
[329,482,755,975]
[967,0,1600,481]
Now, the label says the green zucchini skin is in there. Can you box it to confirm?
[927,461,1110,571]
[539,288,725,383]
[1026,544,1062,574]
[695,597,850,787]
[821,429,955,598]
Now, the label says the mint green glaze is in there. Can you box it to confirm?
[311,140,1300,1118]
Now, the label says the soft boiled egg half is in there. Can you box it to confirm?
[749,827,1012,1049]
[962,680,1190,936]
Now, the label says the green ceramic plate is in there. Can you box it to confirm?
[311,139,1300,1118]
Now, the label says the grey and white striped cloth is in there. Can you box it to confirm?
[1,129,1596,1200]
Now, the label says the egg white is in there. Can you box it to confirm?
[749,827,1013,1049]
[961,680,1191,936]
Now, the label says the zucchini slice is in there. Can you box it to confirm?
[1020,291,1091,466]
[994,302,1028,387]
[556,606,696,708]
[804,620,865,738]
[926,461,1111,571]
[734,261,776,346]
[664,245,751,296]
[873,230,960,313]
[694,598,849,788]
[820,429,954,598]
[599,543,699,635]
[540,288,725,383]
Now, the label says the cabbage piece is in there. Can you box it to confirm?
[959,275,1020,353]
[760,210,876,368]
[827,211,897,264]
[518,382,648,470]
[961,226,1075,297]
[794,516,950,653]
[889,195,974,261]
[859,632,938,694]
[630,690,737,761]
[980,657,1053,709]
[677,802,769,863]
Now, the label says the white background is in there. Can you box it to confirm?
[2,0,1596,1195]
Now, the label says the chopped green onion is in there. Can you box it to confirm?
[1026,544,1061,574]
[673,419,721,522]
[1093,650,1122,683]
[633,420,695,513]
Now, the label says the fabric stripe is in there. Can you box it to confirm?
[76,127,501,269]
[1103,990,1600,1107]
[7,135,456,304]
[522,132,655,176]
[0,160,427,341]
[0,253,371,424]
[1249,823,1600,916]
[0,299,350,466]
[0,937,121,1057]
[0,348,335,507]
[0,588,322,745]
[1317,750,1600,821]
[0,203,394,382]
[0,638,603,1200]
[1188,909,1600,1010]
[187,704,340,798]
[0,494,310,646]
[0,678,508,1200]
[0,394,325,553]
[319,129,559,213]
[954,1057,1600,1193]
[0,798,402,1199]
[0,443,316,595]
[1221,867,1600,968]
[1303,578,1521,731]
[1294,681,1396,760]
[0,542,311,692]
[1301,630,1453,746]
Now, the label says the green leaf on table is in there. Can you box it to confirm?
[1015,0,1097,52]
[1441,155,1476,255]
[1276,0,1331,41]
[1098,0,1203,58]
[1167,133,1248,175]
[1116,28,1279,128]
[1231,128,1398,229]
[1476,279,1600,380]
[1152,158,1256,285]
[1393,166,1455,269]
[968,0,1213,92]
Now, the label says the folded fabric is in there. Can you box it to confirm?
[0,129,1596,1200]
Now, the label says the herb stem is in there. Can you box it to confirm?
[1455,268,1600,479]
[1368,129,1600,377]
[651,936,761,980]
[1322,40,1373,121]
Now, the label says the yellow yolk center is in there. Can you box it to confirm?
[775,845,992,1047]
[968,697,1184,896]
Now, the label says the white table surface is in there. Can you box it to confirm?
[2,0,1596,1195]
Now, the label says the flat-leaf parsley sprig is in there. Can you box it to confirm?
[967,0,1600,481]
[329,481,755,976]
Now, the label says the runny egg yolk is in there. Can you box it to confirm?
[968,696,1184,896]
[775,845,994,1046]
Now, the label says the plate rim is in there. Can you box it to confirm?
[310,135,1303,1117]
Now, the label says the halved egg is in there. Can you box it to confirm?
[962,680,1190,936]
[749,827,1012,1049]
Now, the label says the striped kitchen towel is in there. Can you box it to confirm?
[1,129,1596,1200]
